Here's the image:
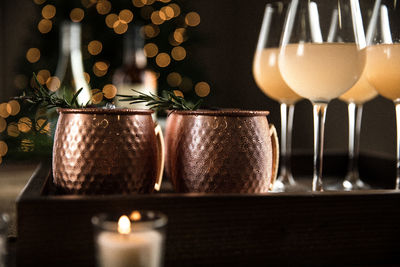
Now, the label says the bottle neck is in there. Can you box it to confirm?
[123,27,146,68]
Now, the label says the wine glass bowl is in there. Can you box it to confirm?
[279,0,366,191]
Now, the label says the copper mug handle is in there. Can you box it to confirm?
[154,124,165,191]
[269,124,280,191]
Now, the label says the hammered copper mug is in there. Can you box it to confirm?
[165,110,279,193]
[53,108,165,194]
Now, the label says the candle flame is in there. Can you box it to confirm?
[130,211,142,221]
[118,215,131,234]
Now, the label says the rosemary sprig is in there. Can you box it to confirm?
[13,73,85,109]
[117,89,203,111]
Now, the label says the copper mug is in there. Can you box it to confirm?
[165,110,279,193]
[53,108,165,194]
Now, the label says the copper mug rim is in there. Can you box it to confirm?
[57,108,154,115]
[167,109,270,117]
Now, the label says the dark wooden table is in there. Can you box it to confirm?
[14,153,400,266]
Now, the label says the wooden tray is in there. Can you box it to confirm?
[16,154,400,267]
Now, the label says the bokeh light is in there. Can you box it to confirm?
[70,8,85,22]
[93,61,108,77]
[91,89,103,104]
[7,100,20,116]
[151,11,165,25]
[171,46,186,61]
[105,13,119,28]
[18,117,32,133]
[169,3,180,17]
[0,103,10,118]
[34,0,46,5]
[102,84,117,99]
[143,24,159,38]
[7,123,20,137]
[173,90,184,97]
[113,20,128,34]
[161,6,174,20]
[36,119,50,134]
[26,48,41,63]
[185,12,201,27]
[42,4,56,19]
[173,28,186,44]
[0,117,6,133]
[88,40,103,55]
[132,0,145,8]
[46,76,61,92]
[84,72,91,83]
[37,69,51,85]
[119,9,134,23]
[159,0,171,3]
[155,53,171,68]
[144,43,158,58]
[167,72,182,87]
[21,139,35,152]
[195,82,210,97]
[0,141,8,157]
[96,0,112,15]
[38,19,52,34]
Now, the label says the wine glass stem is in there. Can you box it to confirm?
[346,103,363,182]
[312,102,328,192]
[395,102,400,189]
[280,103,295,184]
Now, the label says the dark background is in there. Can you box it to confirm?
[0,0,396,158]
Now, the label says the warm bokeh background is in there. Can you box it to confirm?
[0,0,396,160]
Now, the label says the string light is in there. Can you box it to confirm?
[70,8,85,22]
[161,6,174,20]
[0,103,9,118]
[185,12,201,27]
[96,0,112,15]
[171,46,186,61]
[26,48,41,63]
[173,28,186,43]
[46,76,61,92]
[169,3,180,17]
[167,72,182,87]
[93,61,108,77]
[119,9,134,23]
[6,100,21,116]
[0,141,8,157]
[113,20,128,34]
[0,117,6,133]
[155,53,171,68]
[105,14,118,28]
[144,43,158,58]
[7,123,20,137]
[143,24,159,38]
[42,4,56,19]
[195,82,210,97]
[102,84,117,99]
[88,40,103,55]
[151,11,165,25]
[91,89,103,104]
[38,19,52,34]
[18,117,32,133]
[37,69,51,85]
[132,0,145,8]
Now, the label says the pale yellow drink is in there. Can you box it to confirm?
[366,44,400,101]
[279,43,366,102]
[253,48,301,104]
[339,71,377,104]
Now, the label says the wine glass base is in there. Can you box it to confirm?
[324,173,370,191]
[271,175,309,192]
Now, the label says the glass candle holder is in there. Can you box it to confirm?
[0,213,9,267]
[92,211,167,267]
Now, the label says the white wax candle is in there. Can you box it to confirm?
[97,230,162,267]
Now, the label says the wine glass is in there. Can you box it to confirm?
[253,2,306,192]
[365,0,400,189]
[339,77,377,190]
[279,0,367,191]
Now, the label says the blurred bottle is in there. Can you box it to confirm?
[49,22,91,106]
[113,26,157,110]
